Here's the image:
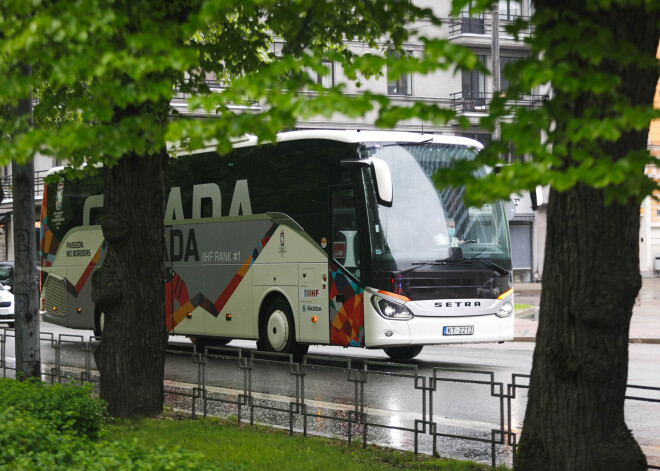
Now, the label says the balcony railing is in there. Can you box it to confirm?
[450,91,547,113]
[0,170,49,202]
[449,12,534,38]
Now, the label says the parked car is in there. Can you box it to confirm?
[0,283,14,328]
[0,261,14,292]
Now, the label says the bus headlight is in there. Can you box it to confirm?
[496,301,514,318]
[372,296,414,320]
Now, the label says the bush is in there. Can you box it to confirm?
[0,379,226,470]
[0,378,108,439]
[0,407,218,470]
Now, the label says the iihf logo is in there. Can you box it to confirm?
[278,230,287,257]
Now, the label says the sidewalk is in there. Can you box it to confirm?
[513,276,660,344]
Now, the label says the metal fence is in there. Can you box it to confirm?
[1,330,658,470]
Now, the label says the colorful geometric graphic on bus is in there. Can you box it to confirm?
[165,223,278,332]
[40,218,60,267]
[329,261,364,347]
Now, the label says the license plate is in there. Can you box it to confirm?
[443,325,474,336]
[0,308,10,315]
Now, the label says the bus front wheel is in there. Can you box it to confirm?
[261,298,308,359]
[93,306,105,337]
[383,345,423,362]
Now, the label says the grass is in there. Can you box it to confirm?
[514,303,533,312]
[106,414,508,471]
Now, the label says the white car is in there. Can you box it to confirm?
[0,283,14,328]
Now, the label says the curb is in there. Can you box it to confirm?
[514,308,536,319]
[512,337,660,344]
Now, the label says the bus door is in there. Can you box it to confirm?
[329,188,365,347]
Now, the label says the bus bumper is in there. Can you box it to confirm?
[363,293,515,347]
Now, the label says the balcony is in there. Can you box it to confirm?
[0,169,49,202]
[450,91,547,113]
[449,12,533,47]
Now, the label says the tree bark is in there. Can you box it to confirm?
[92,143,168,417]
[516,2,658,470]
[12,63,41,380]
[12,158,41,379]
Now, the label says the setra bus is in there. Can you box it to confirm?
[40,130,514,360]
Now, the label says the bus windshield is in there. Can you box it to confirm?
[362,142,512,274]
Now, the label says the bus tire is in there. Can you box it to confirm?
[93,306,105,337]
[383,345,423,361]
[262,298,308,359]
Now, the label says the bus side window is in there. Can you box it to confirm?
[331,189,361,279]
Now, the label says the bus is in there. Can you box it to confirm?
[40,130,514,361]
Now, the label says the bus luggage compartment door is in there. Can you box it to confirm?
[298,264,329,345]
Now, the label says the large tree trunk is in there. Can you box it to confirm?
[92,145,168,417]
[516,185,646,470]
[516,2,657,470]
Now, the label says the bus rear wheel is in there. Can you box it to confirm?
[261,298,308,359]
[383,345,423,362]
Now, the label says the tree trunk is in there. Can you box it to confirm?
[516,184,646,470]
[12,158,41,379]
[516,2,657,469]
[12,63,41,380]
[92,146,168,417]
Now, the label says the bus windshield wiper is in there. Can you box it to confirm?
[465,257,511,277]
[398,259,461,275]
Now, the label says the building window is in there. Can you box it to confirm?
[387,50,412,96]
[498,0,521,21]
[317,60,334,88]
[461,55,487,111]
[510,222,533,282]
[500,56,524,92]
[460,1,485,34]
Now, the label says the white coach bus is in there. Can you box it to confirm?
[40,130,514,360]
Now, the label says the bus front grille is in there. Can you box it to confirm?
[43,275,67,317]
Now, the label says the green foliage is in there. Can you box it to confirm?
[0,407,221,470]
[0,379,223,470]
[2,0,657,205]
[447,0,660,206]
[0,378,108,439]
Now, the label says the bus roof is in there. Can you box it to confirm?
[239,130,484,149]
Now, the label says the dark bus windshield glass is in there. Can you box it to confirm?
[362,142,512,273]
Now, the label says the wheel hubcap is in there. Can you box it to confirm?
[267,309,289,351]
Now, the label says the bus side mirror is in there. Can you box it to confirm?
[370,158,392,207]
[341,158,393,207]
